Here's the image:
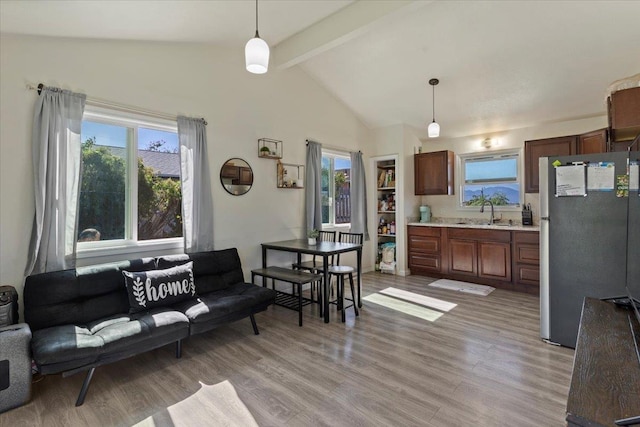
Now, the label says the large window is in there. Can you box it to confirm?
[77,107,182,252]
[321,151,351,226]
[459,149,522,209]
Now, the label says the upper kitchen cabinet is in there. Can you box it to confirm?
[524,136,576,193]
[415,150,454,195]
[608,86,640,149]
[578,128,608,155]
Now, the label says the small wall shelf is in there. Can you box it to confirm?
[258,138,283,159]
[277,162,304,189]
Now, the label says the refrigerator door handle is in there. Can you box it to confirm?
[541,216,550,221]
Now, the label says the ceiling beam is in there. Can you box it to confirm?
[273,0,429,70]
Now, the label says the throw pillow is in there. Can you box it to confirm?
[122,262,196,313]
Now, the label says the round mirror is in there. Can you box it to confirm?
[220,158,253,196]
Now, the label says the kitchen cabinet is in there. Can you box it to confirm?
[609,86,640,143]
[512,231,540,294]
[577,128,608,155]
[447,228,511,283]
[525,136,576,193]
[414,150,454,195]
[407,226,442,275]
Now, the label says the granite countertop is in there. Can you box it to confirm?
[408,218,540,232]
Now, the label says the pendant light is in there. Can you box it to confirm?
[428,78,440,138]
[245,0,269,74]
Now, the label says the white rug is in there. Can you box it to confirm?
[428,279,495,296]
[379,287,457,312]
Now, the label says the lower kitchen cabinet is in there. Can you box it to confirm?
[408,225,538,292]
[407,226,442,274]
[447,228,511,284]
[512,231,540,294]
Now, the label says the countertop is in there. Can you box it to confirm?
[407,220,539,232]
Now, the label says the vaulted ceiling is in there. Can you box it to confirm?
[2,0,639,139]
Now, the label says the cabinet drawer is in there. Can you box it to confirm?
[409,253,441,271]
[447,228,511,243]
[407,226,441,237]
[513,231,539,244]
[515,264,540,286]
[515,244,539,264]
[409,235,441,253]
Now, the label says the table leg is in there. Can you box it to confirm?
[323,255,330,323]
[262,246,267,287]
[357,247,362,308]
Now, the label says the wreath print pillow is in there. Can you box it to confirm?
[122,262,196,313]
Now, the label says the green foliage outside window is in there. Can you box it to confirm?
[78,137,182,241]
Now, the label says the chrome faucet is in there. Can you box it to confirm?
[480,200,495,225]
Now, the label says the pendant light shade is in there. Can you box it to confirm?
[428,120,440,138]
[246,0,269,74]
[428,78,440,138]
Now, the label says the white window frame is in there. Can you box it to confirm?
[76,106,183,260]
[321,149,351,229]
[456,148,524,212]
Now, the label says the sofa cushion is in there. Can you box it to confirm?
[173,283,275,324]
[123,262,196,313]
[31,308,189,367]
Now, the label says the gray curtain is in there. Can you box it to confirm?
[25,86,86,275]
[177,116,214,253]
[350,151,369,241]
[305,141,323,233]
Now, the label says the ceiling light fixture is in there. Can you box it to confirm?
[245,0,269,74]
[428,78,440,138]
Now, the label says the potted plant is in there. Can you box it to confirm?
[307,229,319,245]
[260,146,271,157]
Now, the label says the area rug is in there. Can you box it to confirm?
[428,279,495,296]
[379,287,457,312]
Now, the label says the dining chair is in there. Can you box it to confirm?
[328,231,363,322]
[291,230,336,314]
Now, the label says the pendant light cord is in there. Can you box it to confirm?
[255,0,260,38]
[432,83,435,122]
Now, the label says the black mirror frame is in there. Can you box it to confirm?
[220,157,253,196]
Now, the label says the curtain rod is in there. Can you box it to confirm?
[26,83,207,125]
[305,139,361,154]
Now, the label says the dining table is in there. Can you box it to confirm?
[260,239,363,323]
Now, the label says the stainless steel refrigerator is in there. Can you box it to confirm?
[539,149,640,348]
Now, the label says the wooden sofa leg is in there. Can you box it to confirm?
[250,314,260,335]
[75,367,96,407]
[176,340,182,359]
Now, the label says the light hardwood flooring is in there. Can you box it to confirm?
[1,273,575,426]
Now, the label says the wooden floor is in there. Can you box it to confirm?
[1,273,575,426]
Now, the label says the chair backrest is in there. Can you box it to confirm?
[336,231,363,264]
[312,231,336,264]
[318,230,336,242]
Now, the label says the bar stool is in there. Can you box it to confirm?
[328,231,363,322]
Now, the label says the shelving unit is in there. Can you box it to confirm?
[374,157,397,273]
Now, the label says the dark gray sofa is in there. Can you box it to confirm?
[23,248,275,406]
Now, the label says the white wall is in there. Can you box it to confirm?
[417,116,608,223]
[0,34,373,311]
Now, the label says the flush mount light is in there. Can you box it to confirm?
[245,0,269,74]
[428,78,440,138]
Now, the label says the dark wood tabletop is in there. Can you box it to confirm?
[566,297,640,427]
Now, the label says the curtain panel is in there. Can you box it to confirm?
[305,141,323,234]
[25,86,87,276]
[177,116,214,253]
[350,151,369,241]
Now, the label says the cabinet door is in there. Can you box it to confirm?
[578,129,608,154]
[414,151,454,195]
[525,136,577,193]
[448,239,477,277]
[478,241,511,281]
